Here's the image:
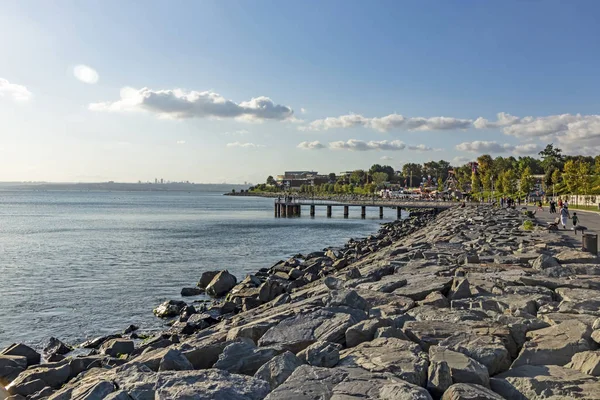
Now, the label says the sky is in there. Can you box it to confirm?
[2,0,600,183]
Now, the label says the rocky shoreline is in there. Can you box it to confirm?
[3,205,600,399]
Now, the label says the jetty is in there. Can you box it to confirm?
[274,198,456,218]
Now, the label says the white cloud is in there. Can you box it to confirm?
[73,65,99,84]
[303,113,472,132]
[452,156,471,165]
[176,140,186,144]
[300,108,307,114]
[328,139,434,152]
[455,140,539,155]
[380,156,393,160]
[0,78,32,101]
[226,142,265,148]
[297,141,325,150]
[90,87,294,122]
[222,129,250,136]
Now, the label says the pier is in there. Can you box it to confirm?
[274,199,455,219]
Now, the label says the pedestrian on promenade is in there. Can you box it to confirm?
[537,200,543,212]
[558,198,563,208]
[549,200,556,214]
[560,206,570,229]
[572,212,579,229]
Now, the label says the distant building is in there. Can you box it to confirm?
[277,170,328,189]
[160,178,164,184]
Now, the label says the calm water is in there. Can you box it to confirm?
[0,190,394,349]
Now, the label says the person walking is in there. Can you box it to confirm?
[560,206,570,229]
[572,212,579,229]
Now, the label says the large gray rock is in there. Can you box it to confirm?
[1,344,40,366]
[258,307,366,352]
[448,278,471,301]
[512,320,592,367]
[441,383,504,400]
[427,360,452,397]
[158,349,194,371]
[0,355,27,386]
[393,276,453,301]
[296,341,341,368]
[6,364,71,396]
[198,270,220,288]
[100,339,134,358]
[532,254,560,270]
[265,365,432,400]
[491,364,600,399]
[213,340,283,375]
[326,290,369,311]
[429,346,489,387]
[206,270,238,297]
[566,350,600,376]
[338,337,429,386]
[345,318,388,348]
[259,280,285,303]
[555,287,600,316]
[439,332,511,376]
[155,369,270,400]
[153,300,186,318]
[254,351,302,390]
[555,249,600,264]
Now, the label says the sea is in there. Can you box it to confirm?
[0,189,397,350]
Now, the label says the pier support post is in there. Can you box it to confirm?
[361,206,366,219]
[344,205,349,218]
[281,203,287,217]
[397,207,402,220]
[310,205,315,217]
[379,207,384,219]
[327,205,332,218]
[287,205,292,217]
[274,203,278,217]
[296,205,301,216]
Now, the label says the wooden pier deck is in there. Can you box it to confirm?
[274,199,456,219]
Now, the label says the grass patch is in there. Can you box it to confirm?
[565,204,600,212]
[522,220,534,231]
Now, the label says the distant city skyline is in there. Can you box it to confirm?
[2,1,600,183]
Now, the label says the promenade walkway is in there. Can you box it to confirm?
[528,204,600,249]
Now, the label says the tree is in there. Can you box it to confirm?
[539,143,563,173]
[266,176,276,185]
[578,161,592,199]
[455,164,472,192]
[328,173,337,183]
[502,169,517,196]
[520,166,534,198]
[563,160,578,195]
[402,163,423,187]
[471,171,481,197]
[477,154,494,175]
[372,172,388,187]
[517,156,543,174]
[350,170,366,186]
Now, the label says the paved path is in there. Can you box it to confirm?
[526,205,600,249]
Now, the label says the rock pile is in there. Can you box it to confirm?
[3,205,600,399]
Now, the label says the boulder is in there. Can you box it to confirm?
[0,355,27,386]
[512,320,592,367]
[555,249,600,264]
[213,340,283,375]
[100,339,135,358]
[6,364,70,396]
[532,254,560,270]
[566,350,600,376]
[259,280,285,303]
[338,337,429,386]
[181,336,229,370]
[206,270,238,297]
[296,341,341,368]
[43,338,72,358]
[345,318,388,348]
[448,278,471,301]
[491,364,600,399]
[1,344,40,366]
[427,360,452,397]
[226,321,276,344]
[258,307,366,352]
[429,346,489,387]
[155,369,270,400]
[326,290,369,311]
[253,351,302,390]
[153,300,186,318]
[198,270,220,288]
[393,276,453,301]
[265,365,432,400]
[419,291,450,308]
[439,332,511,376]
[374,326,410,341]
[441,383,505,400]
[555,287,600,316]
[181,287,204,296]
[324,276,344,290]
[158,349,194,371]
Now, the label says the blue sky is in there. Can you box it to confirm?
[1,0,600,183]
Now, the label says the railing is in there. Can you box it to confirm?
[274,197,457,208]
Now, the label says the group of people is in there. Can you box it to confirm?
[547,198,579,230]
[500,197,520,208]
